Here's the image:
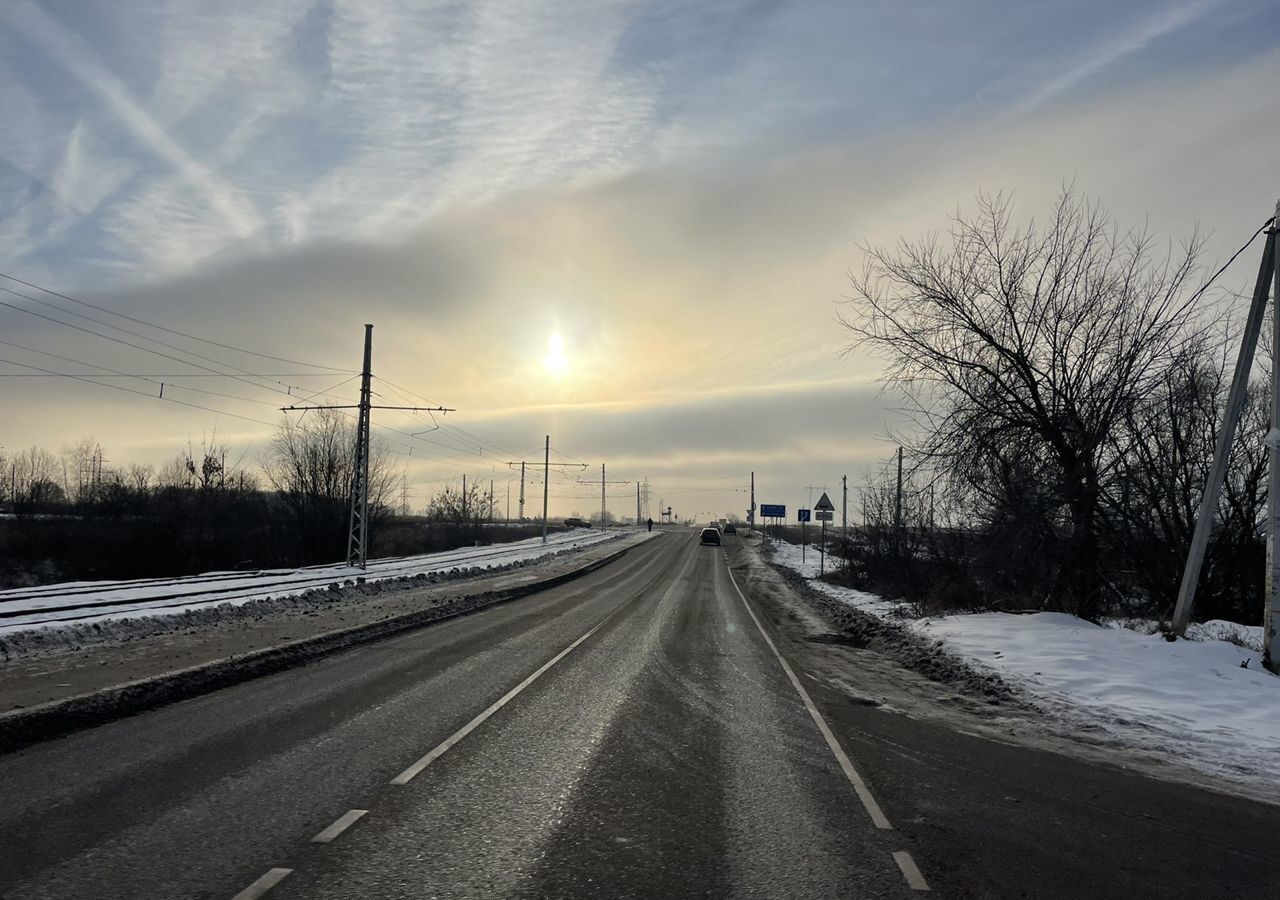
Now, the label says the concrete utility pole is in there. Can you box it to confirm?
[346,324,373,568]
[637,481,641,526]
[506,482,510,522]
[1268,200,1280,673]
[519,461,526,521]
[750,471,756,530]
[542,435,550,544]
[462,473,467,525]
[601,463,607,531]
[1173,214,1276,645]
[894,446,904,534]
[489,479,494,524]
[842,474,848,542]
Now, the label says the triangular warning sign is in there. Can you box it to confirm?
[814,492,834,511]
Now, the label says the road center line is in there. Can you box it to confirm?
[390,602,626,785]
[725,558,894,830]
[310,809,368,844]
[230,867,292,900]
[892,850,931,891]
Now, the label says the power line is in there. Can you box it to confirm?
[1187,216,1277,308]
[0,271,355,373]
[0,287,363,414]
[0,355,281,428]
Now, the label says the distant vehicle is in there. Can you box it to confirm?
[563,517,590,528]
[700,527,721,546]
[723,523,737,535]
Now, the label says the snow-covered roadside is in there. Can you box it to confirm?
[0,528,633,634]
[765,538,1280,787]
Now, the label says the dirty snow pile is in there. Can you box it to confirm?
[766,538,1280,785]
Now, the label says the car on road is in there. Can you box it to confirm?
[699,527,721,546]
[563,517,590,528]
[723,523,737,535]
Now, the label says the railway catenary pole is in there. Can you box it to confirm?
[542,435,550,544]
[346,324,373,568]
[279,323,453,567]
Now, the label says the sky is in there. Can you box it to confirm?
[3,0,1280,523]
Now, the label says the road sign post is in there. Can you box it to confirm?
[814,493,834,578]
[760,504,785,545]
[798,508,811,562]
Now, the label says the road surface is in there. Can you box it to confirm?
[1,530,1277,898]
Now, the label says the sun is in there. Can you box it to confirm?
[542,332,569,378]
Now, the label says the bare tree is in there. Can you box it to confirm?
[843,189,1205,618]
[263,409,401,560]
[426,478,489,536]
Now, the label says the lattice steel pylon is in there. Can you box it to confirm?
[281,324,454,570]
[346,324,374,568]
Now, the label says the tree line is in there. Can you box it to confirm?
[841,189,1267,626]
[0,409,543,587]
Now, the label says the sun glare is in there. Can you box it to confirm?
[542,332,569,377]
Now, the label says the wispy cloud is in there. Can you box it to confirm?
[5,0,264,241]
[1007,0,1224,118]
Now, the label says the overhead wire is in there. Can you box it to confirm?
[0,271,355,373]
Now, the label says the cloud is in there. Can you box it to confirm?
[4,0,264,241]
[1007,0,1225,118]
[4,15,1280,518]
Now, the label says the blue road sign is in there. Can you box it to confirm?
[760,503,786,518]
[798,508,811,522]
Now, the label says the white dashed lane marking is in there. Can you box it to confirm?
[390,602,626,785]
[311,809,368,844]
[893,851,931,891]
[230,867,292,900]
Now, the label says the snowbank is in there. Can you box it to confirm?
[0,529,632,633]
[766,539,1280,785]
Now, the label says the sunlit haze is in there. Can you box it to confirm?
[3,0,1280,519]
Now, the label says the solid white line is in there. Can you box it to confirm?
[230,868,292,900]
[390,605,624,785]
[893,851,931,891]
[725,560,894,830]
[310,808,368,844]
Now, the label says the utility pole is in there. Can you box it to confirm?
[894,447,903,533]
[1172,203,1280,674]
[750,471,756,530]
[506,482,510,522]
[842,474,848,574]
[347,324,373,568]
[462,473,467,527]
[842,474,848,540]
[637,481,641,526]
[280,323,454,569]
[506,449,587,541]
[489,479,494,524]
[583,464,629,529]
[1268,200,1280,673]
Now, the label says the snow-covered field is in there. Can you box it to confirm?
[0,529,629,634]
[766,538,1280,786]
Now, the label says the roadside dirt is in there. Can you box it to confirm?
[727,532,1278,806]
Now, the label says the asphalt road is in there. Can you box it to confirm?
[1,530,1277,898]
